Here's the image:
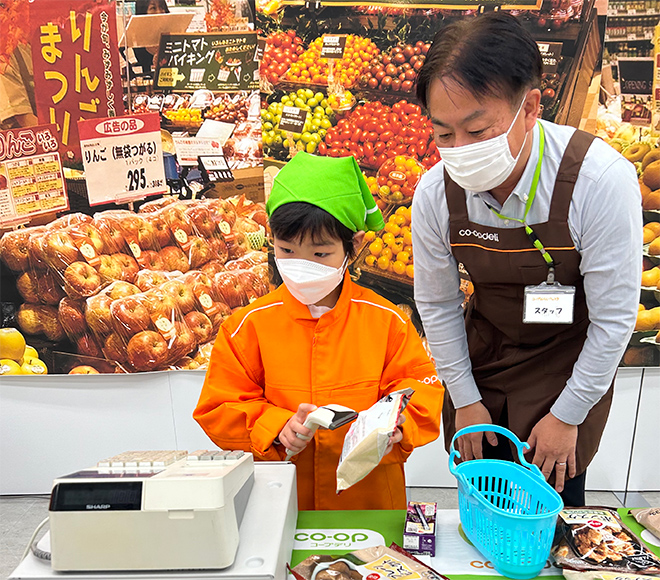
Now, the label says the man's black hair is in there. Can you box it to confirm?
[269,202,357,259]
[416,12,542,110]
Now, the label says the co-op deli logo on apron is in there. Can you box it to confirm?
[294,529,385,550]
[458,229,500,242]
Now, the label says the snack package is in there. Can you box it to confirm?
[631,508,660,540]
[290,544,449,580]
[403,501,437,557]
[336,388,414,492]
[552,507,660,574]
[563,570,660,580]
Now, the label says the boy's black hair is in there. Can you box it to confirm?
[416,12,542,110]
[269,202,357,259]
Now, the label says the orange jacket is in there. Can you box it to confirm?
[194,274,443,510]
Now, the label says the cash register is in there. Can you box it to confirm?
[48,450,256,572]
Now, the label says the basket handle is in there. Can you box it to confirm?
[448,423,545,481]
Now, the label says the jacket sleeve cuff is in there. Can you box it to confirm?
[250,406,294,460]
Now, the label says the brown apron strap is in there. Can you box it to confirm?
[444,169,469,223]
[549,130,596,222]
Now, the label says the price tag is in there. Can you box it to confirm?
[198,155,234,183]
[537,41,563,73]
[78,113,167,206]
[320,35,347,59]
[256,37,266,62]
[153,315,176,340]
[278,106,308,133]
[523,283,575,324]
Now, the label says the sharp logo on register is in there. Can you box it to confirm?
[86,504,111,510]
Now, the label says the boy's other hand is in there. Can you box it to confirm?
[384,413,406,456]
[279,403,317,457]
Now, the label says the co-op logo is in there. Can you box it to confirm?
[422,375,440,385]
[458,229,499,242]
[294,529,384,550]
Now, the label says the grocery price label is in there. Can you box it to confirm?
[198,155,234,183]
[127,240,142,259]
[523,283,575,324]
[256,38,266,62]
[153,316,176,340]
[537,42,563,73]
[0,124,68,227]
[78,113,167,205]
[198,292,219,316]
[321,35,347,59]
[279,106,308,133]
[172,136,226,167]
[173,228,192,250]
[218,220,231,235]
[74,238,101,267]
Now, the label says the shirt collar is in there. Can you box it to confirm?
[469,121,541,207]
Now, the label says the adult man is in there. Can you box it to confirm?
[412,12,641,506]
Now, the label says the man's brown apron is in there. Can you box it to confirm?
[442,129,613,476]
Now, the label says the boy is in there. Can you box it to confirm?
[194,152,443,510]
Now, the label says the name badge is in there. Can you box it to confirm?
[523,283,575,324]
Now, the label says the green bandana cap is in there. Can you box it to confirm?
[266,152,385,232]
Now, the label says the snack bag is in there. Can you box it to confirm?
[290,544,449,580]
[631,508,660,540]
[563,571,660,580]
[552,507,660,574]
[336,388,414,492]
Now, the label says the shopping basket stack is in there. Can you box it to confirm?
[449,424,564,580]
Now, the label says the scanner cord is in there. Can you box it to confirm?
[21,517,50,562]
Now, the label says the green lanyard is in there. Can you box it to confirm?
[486,123,556,281]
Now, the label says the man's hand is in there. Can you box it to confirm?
[526,412,577,493]
[278,403,317,457]
[384,414,406,456]
[454,401,498,461]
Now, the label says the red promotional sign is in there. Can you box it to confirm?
[29,0,125,165]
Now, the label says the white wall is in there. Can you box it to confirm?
[1,368,657,495]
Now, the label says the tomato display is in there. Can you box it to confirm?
[359,42,430,94]
[375,156,425,204]
[363,206,415,280]
[284,35,380,88]
[318,99,433,169]
[261,88,334,160]
[261,30,304,85]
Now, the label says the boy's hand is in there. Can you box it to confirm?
[278,403,317,457]
[384,414,406,456]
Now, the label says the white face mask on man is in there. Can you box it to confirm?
[275,256,348,305]
[437,95,530,192]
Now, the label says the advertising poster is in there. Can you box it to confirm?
[0,124,68,226]
[29,0,125,165]
[154,32,260,93]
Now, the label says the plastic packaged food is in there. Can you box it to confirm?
[552,507,660,574]
[290,544,449,580]
[631,508,660,539]
[336,388,414,492]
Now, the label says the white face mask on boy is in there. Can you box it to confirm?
[275,256,348,305]
[437,95,529,192]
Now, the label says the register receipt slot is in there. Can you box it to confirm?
[48,450,254,572]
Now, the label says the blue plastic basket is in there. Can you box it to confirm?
[449,425,564,580]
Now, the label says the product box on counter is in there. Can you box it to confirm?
[403,501,437,557]
[209,167,265,203]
